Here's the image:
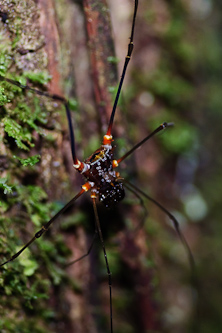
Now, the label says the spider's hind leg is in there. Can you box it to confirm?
[124,180,195,271]
[92,197,113,333]
[123,180,149,233]
[65,230,98,267]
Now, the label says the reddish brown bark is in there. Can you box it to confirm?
[83,0,118,133]
[38,0,62,95]
[120,232,161,331]
[2,0,162,331]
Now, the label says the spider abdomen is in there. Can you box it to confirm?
[99,179,125,208]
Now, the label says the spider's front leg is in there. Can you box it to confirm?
[0,185,91,268]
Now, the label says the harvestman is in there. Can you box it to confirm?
[0,1,194,332]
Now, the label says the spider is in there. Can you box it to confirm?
[0,0,194,332]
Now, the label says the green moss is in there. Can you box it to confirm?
[0,178,13,195]
[15,155,41,166]
[0,1,68,331]
[23,71,51,85]
[107,56,119,64]
[3,117,34,150]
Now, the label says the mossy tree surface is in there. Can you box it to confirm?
[0,0,123,332]
[0,1,88,332]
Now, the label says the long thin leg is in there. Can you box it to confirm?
[122,180,148,232]
[92,197,113,333]
[115,122,173,165]
[0,187,87,267]
[0,75,79,166]
[65,230,98,267]
[105,0,138,137]
[124,180,195,271]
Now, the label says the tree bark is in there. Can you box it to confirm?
[0,0,198,332]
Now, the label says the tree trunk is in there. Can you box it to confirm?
[0,0,200,332]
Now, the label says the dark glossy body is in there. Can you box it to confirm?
[82,145,125,207]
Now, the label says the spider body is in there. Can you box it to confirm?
[0,1,194,332]
[79,144,125,208]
